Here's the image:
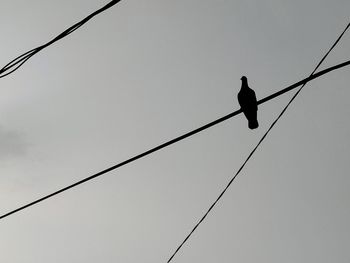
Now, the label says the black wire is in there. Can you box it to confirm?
[0,0,123,79]
[166,21,350,263]
[0,58,349,221]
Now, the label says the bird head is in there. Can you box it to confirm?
[240,76,248,86]
[240,76,247,81]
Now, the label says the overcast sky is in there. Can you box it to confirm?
[0,0,349,262]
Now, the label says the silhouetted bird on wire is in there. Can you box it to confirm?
[238,76,259,129]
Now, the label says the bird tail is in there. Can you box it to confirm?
[248,119,259,129]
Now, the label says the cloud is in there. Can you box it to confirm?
[0,126,27,159]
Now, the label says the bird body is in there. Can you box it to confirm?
[238,76,259,129]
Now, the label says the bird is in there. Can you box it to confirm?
[237,76,259,129]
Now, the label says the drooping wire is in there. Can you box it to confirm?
[0,59,349,221]
[0,0,123,79]
[166,21,350,263]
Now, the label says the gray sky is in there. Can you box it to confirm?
[0,0,349,262]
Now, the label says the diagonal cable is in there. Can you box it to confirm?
[0,58,349,221]
[0,0,123,78]
[166,21,350,263]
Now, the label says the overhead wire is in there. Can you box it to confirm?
[0,57,349,221]
[0,0,123,79]
[166,21,350,263]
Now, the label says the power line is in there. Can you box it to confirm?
[166,21,350,263]
[0,0,123,79]
[0,59,349,221]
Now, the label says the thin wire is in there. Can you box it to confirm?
[0,0,123,78]
[166,21,350,263]
[0,59,349,221]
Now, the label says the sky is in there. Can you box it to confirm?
[0,0,349,262]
